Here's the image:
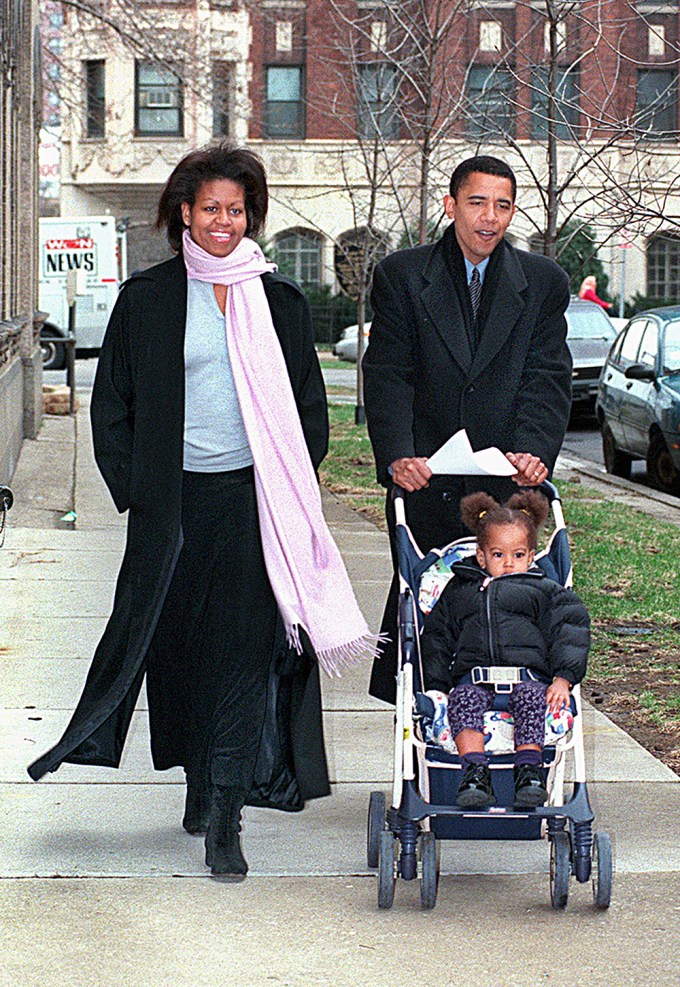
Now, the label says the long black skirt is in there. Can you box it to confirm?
[146,467,279,796]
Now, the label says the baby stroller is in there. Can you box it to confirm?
[367,480,613,911]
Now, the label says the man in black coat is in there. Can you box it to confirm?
[363,155,572,703]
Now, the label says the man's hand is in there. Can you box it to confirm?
[389,457,432,492]
[506,452,549,487]
[546,676,571,715]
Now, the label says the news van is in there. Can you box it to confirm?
[39,216,126,369]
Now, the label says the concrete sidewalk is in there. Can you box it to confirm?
[1,399,678,987]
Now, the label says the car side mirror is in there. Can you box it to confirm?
[624,363,655,381]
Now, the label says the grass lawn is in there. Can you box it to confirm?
[320,403,680,772]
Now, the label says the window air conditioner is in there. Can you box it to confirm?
[143,89,176,108]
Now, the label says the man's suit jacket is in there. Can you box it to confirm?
[362,227,572,702]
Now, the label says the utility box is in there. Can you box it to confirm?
[38,216,126,368]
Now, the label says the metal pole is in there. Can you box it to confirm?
[355,294,366,425]
[619,243,626,319]
[67,302,77,415]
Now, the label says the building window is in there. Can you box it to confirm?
[212,62,232,137]
[85,60,105,138]
[135,61,183,136]
[636,69,677,140]
[647,234,680,300]
[530,67,578,140]
[358,63,399,140]
[274,229,322,286]
[544,19,567,56]
[479,21,502,53]
[465,66,515,138]
[334,227,389,299]
[370,20,387,51]
[648,25,666,58]
[264,66,304,139]
[276,20,293,52]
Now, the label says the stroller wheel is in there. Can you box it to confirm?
[592,832,613,909]
[378,831,396,909]
[550,831,571,910]
[419,831,440,910]
[367,791,386,869]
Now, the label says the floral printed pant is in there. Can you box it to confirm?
[447,680,548,747]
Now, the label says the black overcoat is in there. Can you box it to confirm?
[28,255,331,808]
[363,229,572,702]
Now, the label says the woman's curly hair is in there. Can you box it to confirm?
[156,140,268,252]
[460,490,550,552]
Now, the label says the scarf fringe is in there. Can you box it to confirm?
[287,626,389,678]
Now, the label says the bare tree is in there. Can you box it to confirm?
[295,0,680,285]
[456,0,680,266]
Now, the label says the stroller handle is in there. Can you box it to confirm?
[391,478,563,532]
[391,478,561,505]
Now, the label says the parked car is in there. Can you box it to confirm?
[333,300,616,403]
[609,316,628,334]
[595,306,680,494]
[565,297,620,408]
[333,322,371,362]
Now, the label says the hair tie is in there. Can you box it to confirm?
[478,510,487,518]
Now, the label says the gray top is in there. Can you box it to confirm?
[183,279,253,472]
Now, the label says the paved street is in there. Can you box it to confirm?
[0,383,678,986]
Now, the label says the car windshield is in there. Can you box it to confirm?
[566,307,618,341]
[662,321,680,375]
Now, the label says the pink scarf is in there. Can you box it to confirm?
[182,230,381,676]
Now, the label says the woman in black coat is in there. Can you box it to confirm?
[28,142,377,880]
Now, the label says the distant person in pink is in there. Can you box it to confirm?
[578,276,612,310]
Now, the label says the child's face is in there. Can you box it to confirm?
[476,522,535,577]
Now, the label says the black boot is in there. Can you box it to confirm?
[182,771,211,835]
[205,786,248,881]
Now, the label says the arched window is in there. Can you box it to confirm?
[647,233,680,301]
[274,228,322,286]
[334,227,389,300]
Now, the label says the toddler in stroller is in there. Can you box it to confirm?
[421,490,590,811]
[369,478,612,912]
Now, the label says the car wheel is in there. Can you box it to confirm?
[647,432,680,495]
[40,325,66,371]
[602,424,632,479]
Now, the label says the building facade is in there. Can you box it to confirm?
[1,0,43,482]
[54,0,680,310]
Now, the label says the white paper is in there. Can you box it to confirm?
[426,429,517,476]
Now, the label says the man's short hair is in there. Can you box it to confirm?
[449,156,517,202]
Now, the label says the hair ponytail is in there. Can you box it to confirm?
[460,489,549,551]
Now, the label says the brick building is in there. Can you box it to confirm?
[1,0,43,482]
[54,0,680,309]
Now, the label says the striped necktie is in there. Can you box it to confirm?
[469,266,482,320]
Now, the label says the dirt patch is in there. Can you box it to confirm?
[584,619,680,776]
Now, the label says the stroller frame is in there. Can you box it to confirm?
[368,480,613,911]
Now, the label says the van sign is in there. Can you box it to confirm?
[38,216,127,355]
[43,237,97,278]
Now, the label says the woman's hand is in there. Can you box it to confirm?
[506,452,549,487]
[546,676,571,714]
[389,457,432,492]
